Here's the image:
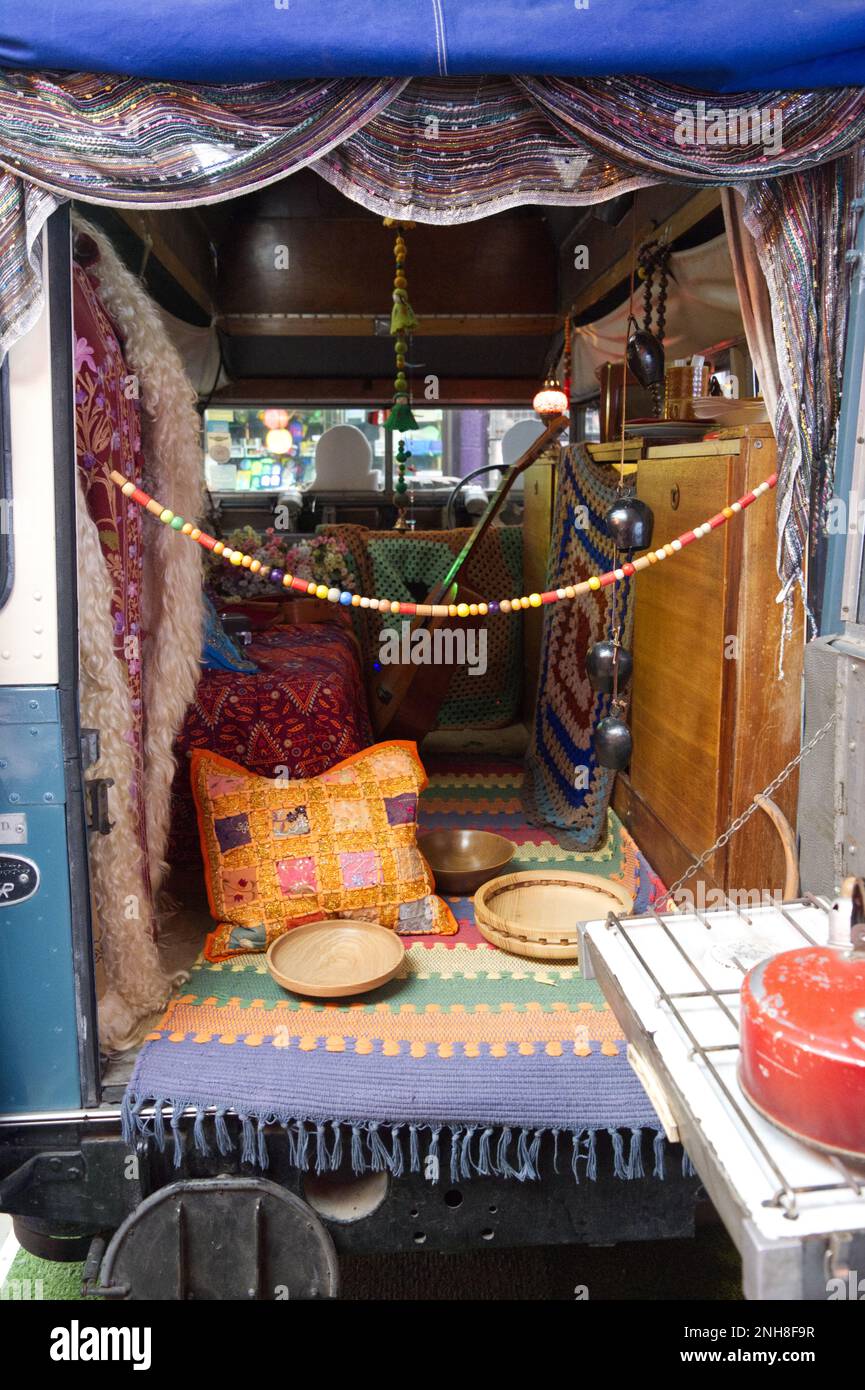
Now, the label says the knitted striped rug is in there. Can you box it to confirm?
[124,762,672,1183]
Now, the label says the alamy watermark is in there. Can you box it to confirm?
[827,1270,865,1300]
[378,622,487,678]
[50,1321,151,1370]
[669,882,783,913]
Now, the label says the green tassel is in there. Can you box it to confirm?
[390,299,417,335]
[384,402,418,432]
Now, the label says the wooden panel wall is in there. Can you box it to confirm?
[614,427,804,896]
[216,213,558,317]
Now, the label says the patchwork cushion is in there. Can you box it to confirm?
[192,741,457,961]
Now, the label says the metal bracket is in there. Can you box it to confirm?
[84,776,114,835]
[0,1151,86,1211]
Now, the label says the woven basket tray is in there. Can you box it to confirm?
[473,871,634,961]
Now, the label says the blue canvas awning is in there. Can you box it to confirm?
[2,0,865,91]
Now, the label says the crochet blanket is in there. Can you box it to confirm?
[321,524,524,729]
[523,445,636,849]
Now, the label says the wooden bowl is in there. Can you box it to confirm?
[266,920,405,999]
[474,870,633,961]
[417,829,517,896]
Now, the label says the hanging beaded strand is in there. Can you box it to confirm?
[110,470,777,616]
[637,235,671,417]
[382,218,418,436]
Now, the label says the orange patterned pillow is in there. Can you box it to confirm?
[192,741,457,961]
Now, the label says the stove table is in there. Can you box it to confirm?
[582,896,865,1300]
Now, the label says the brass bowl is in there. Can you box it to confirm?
[417,829,517,896]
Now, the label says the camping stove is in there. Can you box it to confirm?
[582,897,865,1300]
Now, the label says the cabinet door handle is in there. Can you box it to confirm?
[670,483,681,511]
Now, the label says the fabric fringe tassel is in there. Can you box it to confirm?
[120,1097,674,1187]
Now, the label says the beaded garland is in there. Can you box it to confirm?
[109,468,777,617]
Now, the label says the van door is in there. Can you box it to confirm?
[0,207,98,1114]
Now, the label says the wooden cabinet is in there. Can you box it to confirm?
[613,426,804,896]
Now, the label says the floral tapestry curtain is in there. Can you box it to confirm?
[1,68,864,603]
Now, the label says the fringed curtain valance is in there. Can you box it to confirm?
[0,68,863,603]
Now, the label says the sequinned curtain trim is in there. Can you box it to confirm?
[0,174,58,358]
[744,153,863,626]
[0,71,408,358]
[721,187,781,426]
[315,78,865,223]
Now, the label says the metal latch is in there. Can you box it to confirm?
[85,777,114,835]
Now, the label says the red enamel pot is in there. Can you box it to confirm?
[739,943,865,1161]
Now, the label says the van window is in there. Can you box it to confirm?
[203,407,386,492]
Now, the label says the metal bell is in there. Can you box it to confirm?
[586,641,633,694]
[626,327,665,389]
[605,495,654,552]
[593,715,632,771]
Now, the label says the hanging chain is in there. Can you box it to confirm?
[664,713,837,903]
